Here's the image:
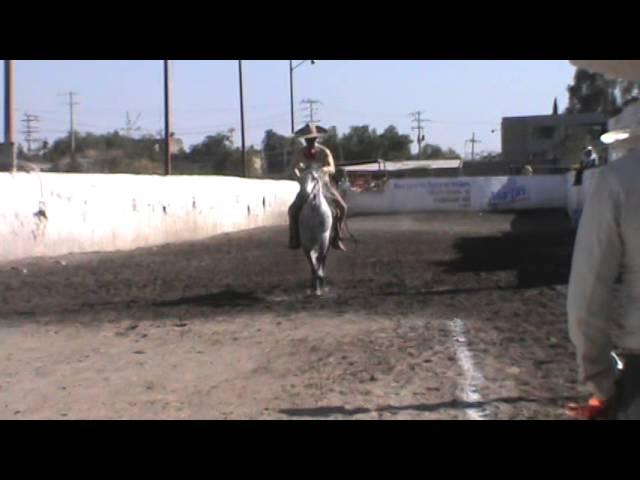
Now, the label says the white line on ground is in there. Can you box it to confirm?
[449,317,490,420]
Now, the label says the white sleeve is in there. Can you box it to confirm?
[567,169,623,399]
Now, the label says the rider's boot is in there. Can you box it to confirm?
[331,216,347,252]
[289,218,301,250]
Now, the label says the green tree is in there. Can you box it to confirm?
[566,68,620,115]
[262,129,298,174]
[187,132,239,175]
[378,125,412,160]
[340,125,379,162]
[420,143,461,159]
[320,126,343,163]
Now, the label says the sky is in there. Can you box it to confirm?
[1,60,577,157]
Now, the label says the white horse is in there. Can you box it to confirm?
[298,168,333,295]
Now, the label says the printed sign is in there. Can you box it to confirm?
[488,178,530,208]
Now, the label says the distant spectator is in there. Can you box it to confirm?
[574,147,599,186]
[583,147,599,169]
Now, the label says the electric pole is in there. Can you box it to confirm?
[122,112,142,138]
[301,99,321,124]
[20,113,41,154]
[289,60,316,133]
[4,60,16,172]
[238,60,246,177]
[467,132,481,161]
[410,111,429,159]
[60,91,79,165]
[163,60,172,176]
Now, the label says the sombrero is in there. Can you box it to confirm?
[295,123,328,139]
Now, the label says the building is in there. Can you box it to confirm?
[340,159,463,192]
[501,113,608,170]
[342,159,462,175]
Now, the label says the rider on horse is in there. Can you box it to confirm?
[288,123,348,252]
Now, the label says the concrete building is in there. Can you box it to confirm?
[501,113,608,169]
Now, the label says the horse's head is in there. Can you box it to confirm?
[300,167,322,198]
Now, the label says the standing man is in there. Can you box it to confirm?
[567,146,640,420]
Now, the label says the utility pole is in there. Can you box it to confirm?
[467,132,481,161]
[301,98,321,124]
[4,60,16,172]
[289,61,295,134]
[238,60,246,177]
[122,112,142,138]
[20,113,41,154]
[60,91,79,165]
[163,60,172,176]
[289,60,315,134]
[410,111,429,159]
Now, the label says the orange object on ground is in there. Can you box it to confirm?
[566,397,608,420]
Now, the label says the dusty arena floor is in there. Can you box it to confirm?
[0,211,587,420]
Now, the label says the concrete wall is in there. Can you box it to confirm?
[0,173,298,262]
[0,168,606,263]
[345,175,568,215]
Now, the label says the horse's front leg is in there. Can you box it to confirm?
[305,251,321,295]
[313,275,322,296]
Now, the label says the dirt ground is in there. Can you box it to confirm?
[0,211,587,420]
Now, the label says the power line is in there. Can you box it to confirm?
[4,60,16,172]
[465,132,481,160]
[300,99,322,124]
[20,113,41,153]
[59,92,79,163]
[410,111,430,160]
[120,112,142,137]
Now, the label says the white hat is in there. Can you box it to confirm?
[295,123,328,139]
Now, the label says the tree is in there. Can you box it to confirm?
[340,125,379,162]
[566,68,620,115]
[262,129,298,174]
[48,130,162,167]
[618,80,640,106]
[378,125,412,160]
[445,148,461,158]
[421,143,443,159]
[260,123,424,169]
[188,132,239,175]
[319,126,343,163]
[420,143,461,159]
